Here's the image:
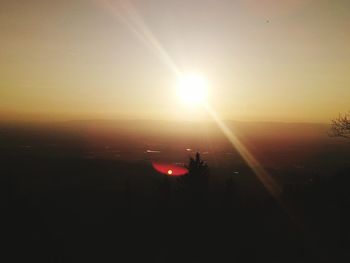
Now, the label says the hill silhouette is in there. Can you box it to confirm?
[1,119,350,262]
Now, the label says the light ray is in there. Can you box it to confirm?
[204,105,299,223]
[97,0,285,205]
[204,103,282,199]
[99,0,181,77]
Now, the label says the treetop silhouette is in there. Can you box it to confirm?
[330,112,350,138]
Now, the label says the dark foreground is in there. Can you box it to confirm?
[1,121,350,262]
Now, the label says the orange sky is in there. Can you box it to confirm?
[1,0,350,123]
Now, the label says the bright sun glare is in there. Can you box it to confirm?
[177,74,208,106]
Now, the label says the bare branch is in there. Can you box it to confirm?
[329,111,350,139]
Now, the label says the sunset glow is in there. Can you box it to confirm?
[3,2,350,261]
[1,0,349,122]
[177,74,208,106]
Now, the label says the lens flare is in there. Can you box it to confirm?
[97,0,290,218]
[152,162,188,176]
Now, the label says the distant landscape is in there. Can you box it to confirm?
[2,120,350,262]
[2,0,350,262]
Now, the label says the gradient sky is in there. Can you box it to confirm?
[1,0,350,122]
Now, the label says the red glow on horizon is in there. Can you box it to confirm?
[152,162,188,176]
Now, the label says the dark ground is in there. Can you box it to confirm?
[1,120,350,262]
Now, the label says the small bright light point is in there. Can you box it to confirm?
[177,73,208,106]
[167,169,173,175]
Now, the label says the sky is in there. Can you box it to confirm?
[0,0,350,122]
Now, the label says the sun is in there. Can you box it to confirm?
[177,73,208,106]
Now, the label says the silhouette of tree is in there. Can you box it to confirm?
[178,152,209,208]
[179,152,208,189]
[330,112,350,138]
